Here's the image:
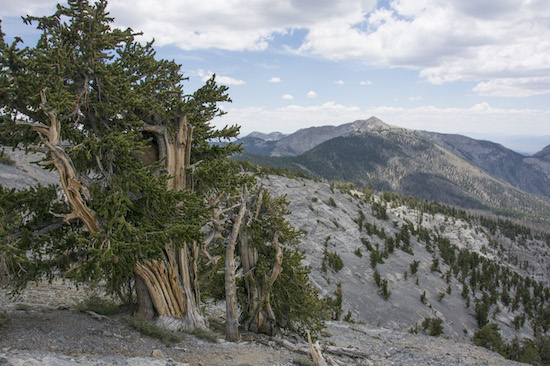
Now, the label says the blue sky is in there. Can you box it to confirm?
[2,0,550,153]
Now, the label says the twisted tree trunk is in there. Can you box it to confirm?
[143,115,193,191]
[224,195,248,341]
[23,89,101,238]
[136,115,207,330]
[241,232,283,334]
[134,241,206,330]
[28,92,207,331]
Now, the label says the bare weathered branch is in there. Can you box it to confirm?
[308,330,327,366]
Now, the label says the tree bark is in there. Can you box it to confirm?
[134,242,207,330]
[24,89,101,238]
[136,115,207,330]
[225,193,248,342]
[241,232,283,334]
[134,274,155,320]
[143,115,193,191]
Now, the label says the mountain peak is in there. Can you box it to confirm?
[246,131,286,141]
[533,144,550,159]
[349,116,390,134]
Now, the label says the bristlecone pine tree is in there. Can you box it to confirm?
[0,0,324,339]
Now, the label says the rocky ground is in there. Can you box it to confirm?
[0,280,523,366]
[259,175,549,343]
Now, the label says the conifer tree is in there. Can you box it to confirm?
[0,0,240,331]
[0,1,324,339]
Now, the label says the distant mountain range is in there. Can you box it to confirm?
[235,117,550,221]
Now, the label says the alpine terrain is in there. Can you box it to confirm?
[236,117,550,223]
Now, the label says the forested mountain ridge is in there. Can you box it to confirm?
[239,117,550,202]
[237,128,550,223]
[238,116,390,157]
[417,131,550,198]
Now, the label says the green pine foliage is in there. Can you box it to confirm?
[0,0,325,339]
[421,317,443,336]
[0,0,221,295]
[233,191,326,336]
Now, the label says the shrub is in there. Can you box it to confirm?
[328,197,337,207]
[192,327,219,343]
[124,316,181,344]
[293,356,316,366]
[421,317,443,336]
[343,311,355,323]
[325,283,343,321]
[74,295,120,315]
[370,250,383,269]
[379,279,391,301]
[410,260,420,275]
[420,291,427,304]
[430,258,440,272]
[475,301,489,328]
[373,270,381,287]
[327,252,344,272]
[472,323,505,356]
[0,150,15,166]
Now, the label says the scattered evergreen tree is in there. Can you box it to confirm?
[379,279,391,300]
[421,317,444,336]
[410,260,420,275]
[473,323,506,357]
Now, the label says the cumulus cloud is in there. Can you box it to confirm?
[216,101,363,135]
[299,0,550,97]
[334,80,344,85]
[105,0,377,51]
[7,0,550,97]
[282,94,294,100]
[360,80,373,85]
[472,77,550,97]
[0,0,59,16]
[307,90,318,98]
[269,77,281,83]
[409,96,422,101]
[197,69,246,85]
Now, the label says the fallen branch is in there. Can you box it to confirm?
[308,330,327,366]
[86,310,108,321]
[251,333,372,363]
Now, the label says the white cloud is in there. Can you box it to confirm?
[217,101,362,135]
[360,80,373,85]
[334,80,344,85]
[105,0,378,51]
[6,0,550,98]
[307,90,318,98]
[0,0,59,16]
[269,77,281,83]
[409,96,422,101]
[197,69,246,85]
[282,94,294,100]
[472,77,550,97]
[299,0,550,97]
